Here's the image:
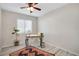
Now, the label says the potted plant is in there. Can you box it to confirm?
[12,27,19,46]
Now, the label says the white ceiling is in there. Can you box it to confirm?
[0,3,67,17]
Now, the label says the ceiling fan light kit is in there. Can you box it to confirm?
[27,7,34,13]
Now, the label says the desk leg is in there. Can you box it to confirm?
[40,38,43,48]
[25,38,29,47]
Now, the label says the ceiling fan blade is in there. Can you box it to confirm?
[34,3,38,5]
[20,7,26,9]
[33,7,41,11]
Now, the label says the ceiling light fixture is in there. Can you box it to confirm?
[27,7,34,13]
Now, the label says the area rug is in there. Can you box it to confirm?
[9,46,55,56]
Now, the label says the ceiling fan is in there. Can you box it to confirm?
[20,3,41,13]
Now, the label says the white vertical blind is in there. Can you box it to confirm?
[17,19,32,34]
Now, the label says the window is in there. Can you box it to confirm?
[17,19,32,34]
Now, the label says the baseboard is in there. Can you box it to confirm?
[45,40,78,56]
[2,43,25,49]
[2,43,14,48]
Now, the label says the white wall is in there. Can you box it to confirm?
[38,4,79,55]
[0,9,2,50]
[2,10,38,48]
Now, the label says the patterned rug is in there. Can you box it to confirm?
[9,46,55,56]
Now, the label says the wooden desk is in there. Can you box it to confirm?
[25,33,44,48]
